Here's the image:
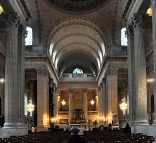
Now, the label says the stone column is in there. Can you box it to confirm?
[152,0,156,124]
[132,14,148,130]
[106,68,118,124]
[83,89,88,122]
[37,69,49,131]
[127,24,135,122]
[69,90,73,123]
[2,14,27,137]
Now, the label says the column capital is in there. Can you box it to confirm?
[105,66,118,77]
[82,89,88,94]
[4,12,20,29]
[132,13,144,29]
[36,68,49,76]
[68,89,73,93]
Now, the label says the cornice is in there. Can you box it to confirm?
[25,56,59,85]
[125,0,144,24]
[8,0,30,24]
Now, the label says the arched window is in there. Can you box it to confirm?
[73,68,83,76]
[121,27,127,46]
[25,27,32,46]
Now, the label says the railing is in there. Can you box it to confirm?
[59,73,96,81]
[88,111,98,115]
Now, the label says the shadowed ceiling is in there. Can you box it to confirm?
[46,0,109,13]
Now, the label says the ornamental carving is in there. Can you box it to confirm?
[132,13,144,29]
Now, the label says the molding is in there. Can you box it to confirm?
[25,57,59,86]
[125,0,144,24]
[8,0,30,24]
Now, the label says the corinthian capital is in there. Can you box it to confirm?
[3,12,20,28]
[132,13,144,29]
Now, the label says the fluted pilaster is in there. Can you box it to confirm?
[36,70,49,131]
[83,89,88,122]
[69,89,73,123]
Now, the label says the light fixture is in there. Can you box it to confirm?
[0,5,4,14]
[27,100,35,112]
[61,99,66,106]
[147,78,154,83]
[90,99,95,105]
[146,6,152,16]
[0,78,4,83]
[119,98,127,115]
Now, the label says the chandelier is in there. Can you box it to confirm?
[27,100,35,112]
[90,99,95,105]
[119,98,127,115]
[61,99,66,106]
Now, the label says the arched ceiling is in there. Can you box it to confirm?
[48,17,106,74]
[46,0,109,13]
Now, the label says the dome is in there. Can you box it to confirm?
[46,0,108,13]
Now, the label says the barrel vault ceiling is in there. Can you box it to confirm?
[24,0,128,75]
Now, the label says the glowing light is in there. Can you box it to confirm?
[61,99,66,106]
[58,96,60,102]
[147,78,154,83]
[26,100,35,112]
[146,7,152,16]
[90,99,95,105]
[0,5,4,14]
[0,78,4,83]
[43,115,49,127]
[119,98,127,115]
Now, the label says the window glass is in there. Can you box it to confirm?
[25,27,32,46]
[121,27,127,46]
[73,68,83,75]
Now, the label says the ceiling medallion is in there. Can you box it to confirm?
[47,0,108,13]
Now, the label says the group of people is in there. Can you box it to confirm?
[67,123,131,143]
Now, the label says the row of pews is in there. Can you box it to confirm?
[0,129,154,143]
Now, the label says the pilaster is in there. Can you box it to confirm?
[69,89,73,123]
[82,89,88,122]
[36,69,49,131]
[106,67,118,124]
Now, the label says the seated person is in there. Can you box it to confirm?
[124,123,131,134]
[67,128,86,143]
